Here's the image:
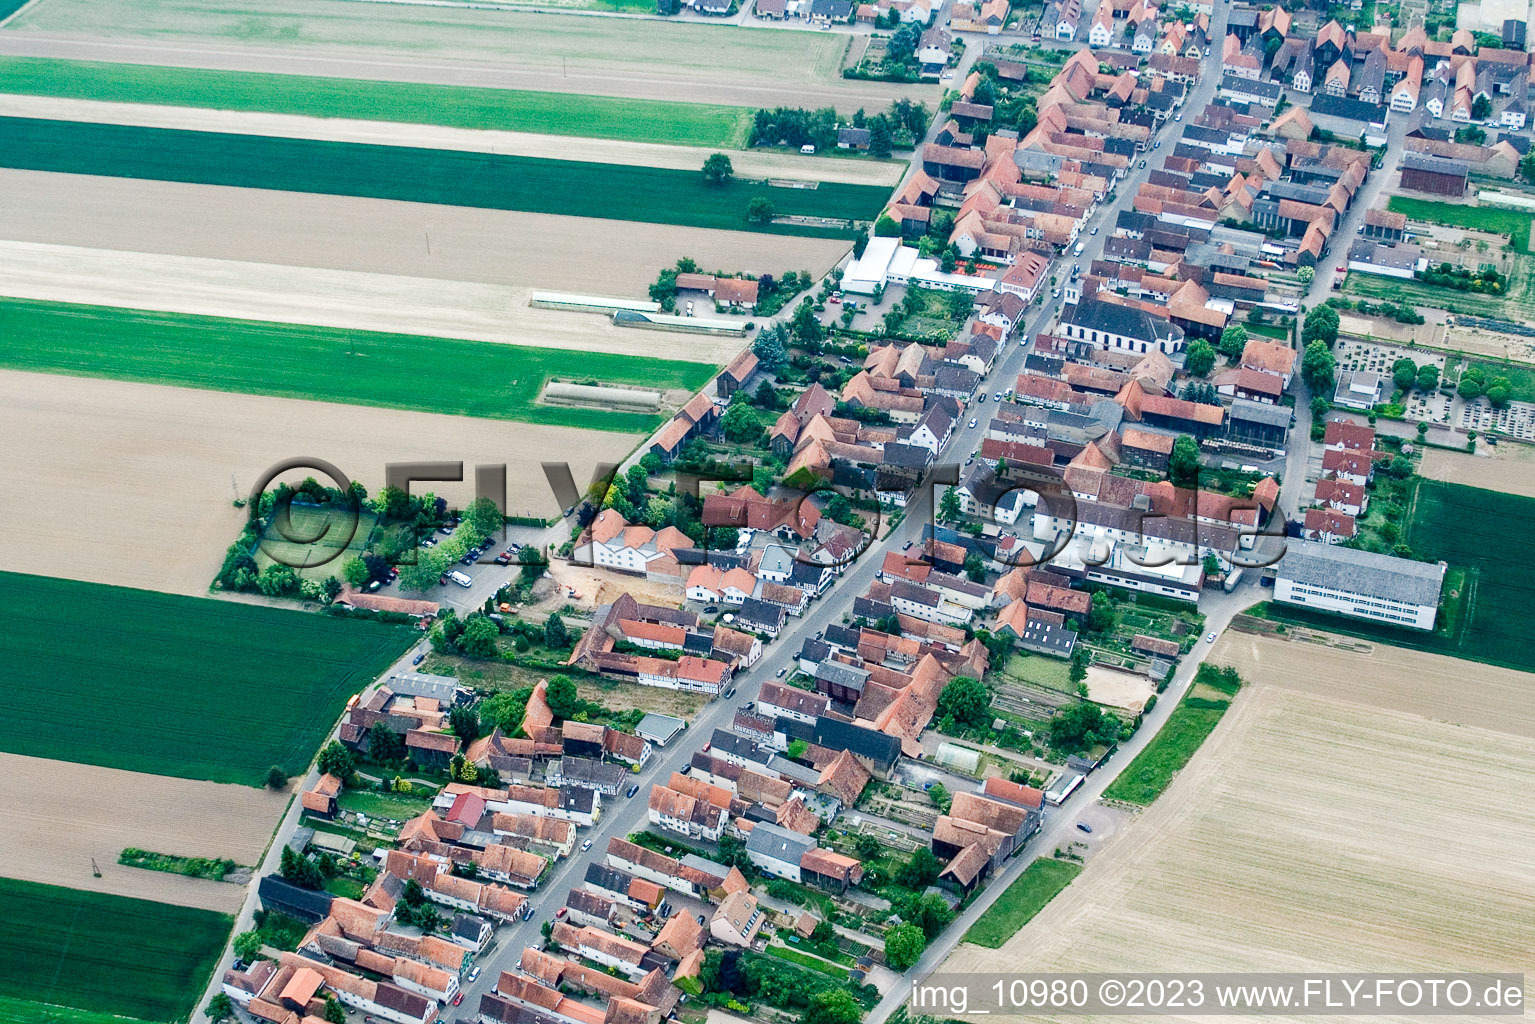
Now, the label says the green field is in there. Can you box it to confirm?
[0,298,715,433]
[0,571,413,785]
[1467,358,1535,403]
[1388,197,1533,253]
[1101,665,1242,806]
[0,996,156,1024]
[0,877,230,1023]
[0,0,28,19]
[1001,652,1072,690]
[963,858,1083,948]
[0,58,753,147]
[0,118,883,237]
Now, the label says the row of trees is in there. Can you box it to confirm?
[747,99,929,158]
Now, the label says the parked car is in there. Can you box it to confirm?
[627,784,641,798]
[412,653,426,666]
[776,667,787,677]
[556,907,568,918]
[1076,822,1093,834]
[468,967,481,982]
[453,992,465,1006]
[1205,632,1218,643]
[581,839,592,851]
[493,552,513,565]
[449,570,474,588]
[968,418,978,428]
[438,573,451,586]
[723,686,737,699]
[1091,226,1099,235]
[1140,159,1148,169]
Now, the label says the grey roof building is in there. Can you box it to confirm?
[1272,541,1445,630]
[744,821,817,880]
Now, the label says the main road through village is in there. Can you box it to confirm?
[193,10,1415,1017]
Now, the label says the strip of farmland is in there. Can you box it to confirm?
[0,571,414,784]
[0,876,230,1023]
[0,298,716,432]
[0,117,886,237]
[0,58,755,147]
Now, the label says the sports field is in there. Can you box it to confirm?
[0,58,754,147]
[0,298,715,433]
[0,571,413,784]
[0,876,230,1023]
[256,505,378,580]
[0,117,884,237]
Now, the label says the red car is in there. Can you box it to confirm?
[453,992,465,1006]
[556,907,568,919]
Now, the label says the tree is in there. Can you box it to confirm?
[1416,363,1440,392]
[1218,323,1248,358]
[1050,699,1117,753]
[1296,265,1315,285]
[1069,644,1090,685]
[791,299,824,346]
[1202,551,1222,579]
[702,152,734,184]
[1169,435,1201,488]
[753,324,789,371]
[1086,591,1117,634]
[940,245,958,273]
[257,562,298,597]
[369,721,407,762]
[449,704,483,745]
[874,212,902,236]
[717,833,752,870]
[205,994,236,1023]
[963,550,986,583]
[323,997,347,1024]
[316,740,354,782]
[458,616,501,659]
[546,675,583,719]
[463,495,503,540]
[938,487,963,524]
[398,548,449,593]
[544,613,571,649]
[897,846,943,889]
[869,117,893,158]
[1488,378,1512,408]
[1458,366,1487,400]
[233,930,265,962]
[884,923,926,971]
[1301,339,1337,394]
[341,556,370,589]
[747,197,775,224]
[927,782,951,812]
[1311,394,1332,419]
[1392,357,1419,392]
[1302,304,1340,347]
[722,402,764,443]
[1183,338,1215,377]
[1472,93,1494,120]
[265,765,289,790]
[855,833,881,859]
[936,675,990,729]
[280,846,324,890]
[805,989,863,1024]
[480,686,533,735]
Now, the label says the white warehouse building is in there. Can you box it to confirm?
[1271,541,1446,631]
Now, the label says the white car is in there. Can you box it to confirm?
[1205,633,1217,643]
[968,418,978,428]
[581,839,592,851]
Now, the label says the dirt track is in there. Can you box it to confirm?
[952,684,1535,1021]
[0,370,638,595]
[0,170,852,295]
[0,240,745,363]
[0,751,285,912]
[0,94,904,186]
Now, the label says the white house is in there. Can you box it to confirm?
[1272,541,1444,631]
[573,509,692,575]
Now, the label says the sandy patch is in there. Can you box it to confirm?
[0,94,905,187]
[546,561,687,614]
[0,3,937,109]
[0,240,743,364]
[1210,629,1535,739]
[951,685,1535,1020]
[0,370,638,595]
[1083,665,1154,713]
[1418,443,1535,500]
[0,751,286,913]
[0,170,853,295]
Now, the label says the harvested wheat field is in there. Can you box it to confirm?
[0,1,934,109]
[0,95,905,186]
[0,170,853,295]
[1210,629,1535,739]
[0,752,284,912]
[0,370,637,595]
[1417,444,1535,501]
[0,241,744,363]
[955,684,1535,1022]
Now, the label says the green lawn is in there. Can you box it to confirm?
[0,298,715,433]
[0,996,157,1024]
[0,58,754,148]
[0,571,413,785]
[257,505,378,581]
[0,878,230,1024]
[764,944,850,978]
[1101,665,1242,805]
[0,117,883,238]
[1002,652,1072,690]
[1466,358,1535,403]
[963,858,1082,948]
[1387,197,1533,253]
[334,787,437,821]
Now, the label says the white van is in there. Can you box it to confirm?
[1072,241,1086,256]
[448,571,473,588]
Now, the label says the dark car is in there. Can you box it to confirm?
[412,653,426,666]
[626,784,640,798]
[438,573,451,586]
[723,686,737,699]
[1076,822,1094,834]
